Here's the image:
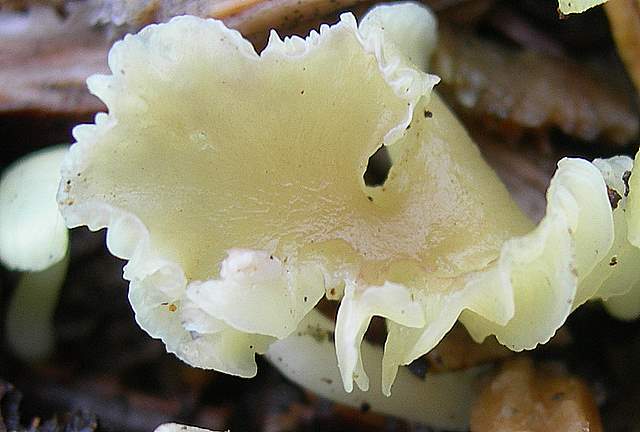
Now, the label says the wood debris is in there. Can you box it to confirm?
[471,357,602,432]
[0,0,369,117]
[0,8,108,116]
[0,379,100,432]
[87,0,369,46]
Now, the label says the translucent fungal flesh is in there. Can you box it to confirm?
[58,2,640,402]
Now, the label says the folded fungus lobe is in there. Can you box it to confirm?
[58,2,640,400]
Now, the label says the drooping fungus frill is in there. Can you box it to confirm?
[58,1,640,406]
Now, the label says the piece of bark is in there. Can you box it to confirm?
[470,357,603,432]
[87,0,490,38]
[432,27,639,145]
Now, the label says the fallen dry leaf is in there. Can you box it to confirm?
[433,27,639,145]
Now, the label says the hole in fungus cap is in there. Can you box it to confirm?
[363,145,392,187]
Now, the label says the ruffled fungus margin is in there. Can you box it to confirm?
[58,1,640,415]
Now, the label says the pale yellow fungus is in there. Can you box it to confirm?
[558,0,608,15]
[6,253,69,360]
[0,145,68,272]
[58,1,640,412]
[0,145,70,361]
[626,150,640,246]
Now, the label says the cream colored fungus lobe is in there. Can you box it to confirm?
[59,3,640,398]
[59,7,532,384]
